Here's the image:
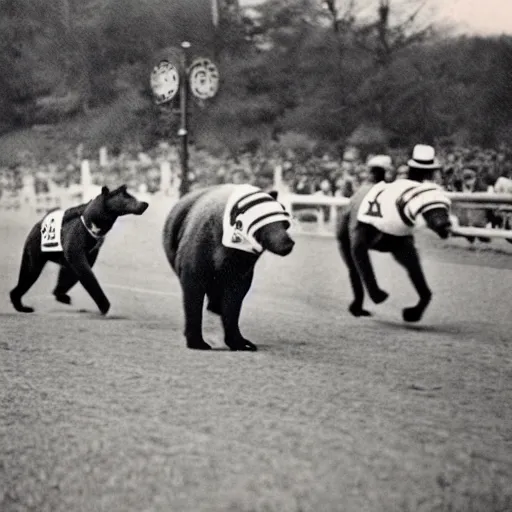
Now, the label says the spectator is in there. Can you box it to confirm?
[315,177,333,222]
[294,175,313,195]
[459,168,479,193]
[407,144,441,183]
[366,154,393,183]
[453,167,491,243]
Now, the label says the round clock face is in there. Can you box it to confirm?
[150,60,180,105]
[188,58,220,100]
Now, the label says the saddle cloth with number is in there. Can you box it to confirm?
[357,179,451,236]
[41,209,65,252]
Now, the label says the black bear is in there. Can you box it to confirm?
[337,178,452,322]
[163,184,295,351]
[10,185,148,315]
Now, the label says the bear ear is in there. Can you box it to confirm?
[268,190,279,200]
[101,186,110,195]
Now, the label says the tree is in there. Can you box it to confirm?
[352,0,436,132]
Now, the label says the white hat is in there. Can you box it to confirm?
[367,155,393,170]
[407,144,441,169]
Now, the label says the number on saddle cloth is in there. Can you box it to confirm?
[41,210,65,252]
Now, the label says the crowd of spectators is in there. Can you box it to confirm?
[285,144,512,199]
[2,140,512,240]
[2,141,512,201]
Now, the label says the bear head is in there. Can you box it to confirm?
[233,189,295,256]
[422,207,452,239]
[253,220,295,256]
[101,185,149,216]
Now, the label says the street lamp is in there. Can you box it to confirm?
[150,42,220,198]
[178,41,191,198]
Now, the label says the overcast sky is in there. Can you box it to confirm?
[239,0,512,36]
[435,0,512,35]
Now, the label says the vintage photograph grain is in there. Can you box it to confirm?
[1,1,512,511]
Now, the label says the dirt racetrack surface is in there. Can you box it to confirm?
[1,205,512,512]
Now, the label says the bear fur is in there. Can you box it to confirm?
[337,180,452,322]
[163,184,295,351]
[10,185,148,315]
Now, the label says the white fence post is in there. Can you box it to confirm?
[81,159,100,202]
[273,164,283,192]
[20,174,36,214]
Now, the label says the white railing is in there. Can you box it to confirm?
[2,154,512,242]
[0,158,176,218]
[281,191,512,241]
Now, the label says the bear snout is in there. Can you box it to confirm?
[135,202,149,215]
[432,218,452,239]
[273,237,295,256]
[437,222,451,239]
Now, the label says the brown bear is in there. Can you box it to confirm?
[163,184,295,351]
[10,185,148,315]
[337,178,452,322]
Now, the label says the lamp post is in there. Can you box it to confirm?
[178,41,191,198]
[150,43,220,198]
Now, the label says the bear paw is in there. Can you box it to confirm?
[402,306,426,323]
[187,338,213,350]
[348,303,372,317]
[54,293,72,305]
[10,291,34,313]
[13,305,34,313]
[370,288,389,304]
[99,300,111,316]
[226,338,258,351]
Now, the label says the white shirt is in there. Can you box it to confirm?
[357,179,451,236]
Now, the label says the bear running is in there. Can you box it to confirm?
[337,178,452,322]
[10,185,148,315]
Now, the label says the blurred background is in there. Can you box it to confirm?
[0,0,511,221]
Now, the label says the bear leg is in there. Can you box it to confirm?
[337,214,371,317]
[10,245,47,313]
[221,273,257,351]
[391,238,432,323]
[351,231,389,305]
[181,277,211,350]
[53,266,76,305]
[53,246,101,306]
[65,251,110,315]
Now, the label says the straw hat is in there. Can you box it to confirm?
[367,155,393,170]
[407,144,441,170]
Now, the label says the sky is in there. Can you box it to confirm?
[435,0,512,35]
[239,0,512,36]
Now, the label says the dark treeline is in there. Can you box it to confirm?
[1,0,511,156]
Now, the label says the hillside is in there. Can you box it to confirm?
[1,0,512,168]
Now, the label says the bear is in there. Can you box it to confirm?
[337,178,452,322]
[163,184,295,351]
[10,185,148,315]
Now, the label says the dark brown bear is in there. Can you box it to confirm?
[337,179,452,322]
[10,185,148,315]
[163,184,295,351]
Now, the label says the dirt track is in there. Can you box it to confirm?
[1,206,512,512]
